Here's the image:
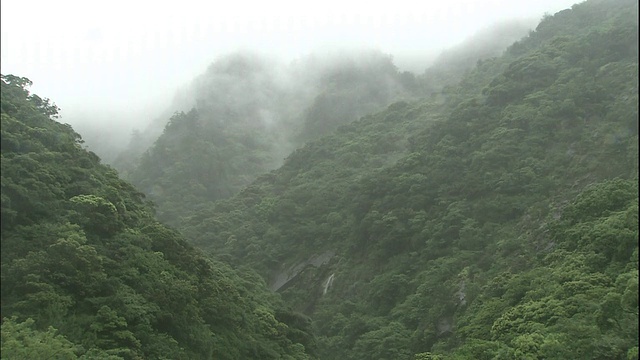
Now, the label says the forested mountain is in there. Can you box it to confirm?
[2,0,638,359]
[115,50,420,226]
[418,19,536,97]
[172,0,637,358]
[111,21,536,229]
[0,75,315,359]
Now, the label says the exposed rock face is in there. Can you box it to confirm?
[270,250,336,291]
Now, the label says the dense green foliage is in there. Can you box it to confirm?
[1,75,315,359]
[172,0,637,358]
[114,22,549,231]
[116,23,537,228]
[2,0,638,359]
[120,51,420,225]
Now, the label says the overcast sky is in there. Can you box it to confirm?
[2,0,580,128]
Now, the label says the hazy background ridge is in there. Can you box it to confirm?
[1,0,579,160]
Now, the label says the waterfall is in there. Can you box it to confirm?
[323,273,335,295]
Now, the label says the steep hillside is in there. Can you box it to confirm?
[117,50,417,226]
[179,0,638,358]
[119,36,529,227]
[0,75,315,359]
[418,19,536,96]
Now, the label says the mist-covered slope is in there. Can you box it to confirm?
[118,50,418,225]
[0,75,316,359]
[177,0,638,358]
[418,19,536,96]
[106,18,537,229]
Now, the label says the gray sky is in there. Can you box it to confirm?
[1,0,579,129]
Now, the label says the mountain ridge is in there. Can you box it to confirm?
[176,0,638,358]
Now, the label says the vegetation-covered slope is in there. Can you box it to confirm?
[115,51,418,226]
[177,0,638,358]
[0,75,315,359]
[113,20,535,229]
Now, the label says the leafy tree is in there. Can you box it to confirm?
[1,317,78,359]
[171,1,639,358]
[1,74,316,359]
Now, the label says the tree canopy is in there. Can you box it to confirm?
[2,0,638,358]
[1,74,315,359]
